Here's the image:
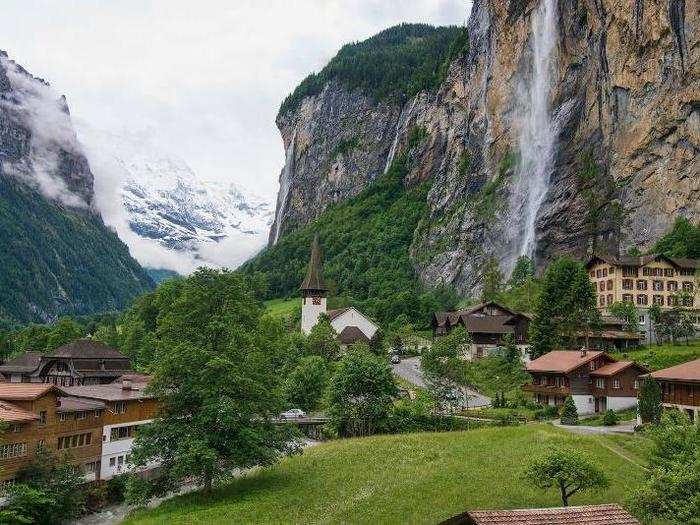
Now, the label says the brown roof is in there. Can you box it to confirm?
[0,351,44,373]
[327,308,350,321]
[339,326,370,345]
[526,351,606,374]
[0,383,65,400]
[56,396,106,413]
[52,339,128,360]
[63,382,154,402]
[442,504,639,525]
[461,315,515,334]
[646,358,700,383]
[587,253,698,270]
[590,361,645,377]
[0,401,39,423]
[300,234,328,292]
[668,257,700,269]
[434,302,528,329]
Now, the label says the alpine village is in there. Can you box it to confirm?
[0,1,698,524]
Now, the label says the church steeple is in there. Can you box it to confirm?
[300,234,328,333]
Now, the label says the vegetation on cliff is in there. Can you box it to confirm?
[278,23,465,118]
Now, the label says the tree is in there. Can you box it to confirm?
[638,377,662,425]
[44,317,85,351]
[529,258,599,359]
[282,356,330,411]
[129,269,297,493]
[524,448,609,506]
[608,301,639,333]
[481,257,503,303]
[652,217,700,259]
[326,345,397,436]
[307,314,341,361]
[501,333,520,365]
[509,255,534,288]
[602,409,618,426]
[648,303,663,345]
[560,396,578,425]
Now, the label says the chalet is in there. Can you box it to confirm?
[576,315,644,351]
[640,358,700,424]
[587,253,700,343]
[300,235,379,346]
[64,374,159,480]
[0,339,132,386]
[522,350,647,414]
[0,383,105,482]
[440,504,639,525]
[432,302,530,361]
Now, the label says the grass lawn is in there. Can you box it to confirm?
[264,298,299,319]
[618,339,700,371]
[124,425,647,525]
[463,407,541,422]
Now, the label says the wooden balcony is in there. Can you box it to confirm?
[521,384,570,396]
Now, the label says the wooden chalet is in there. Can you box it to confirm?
[523,350,647,414]
[0,339,132,386]
[440,503,639,525]
[641,358,700,423]
[576,316,644,351]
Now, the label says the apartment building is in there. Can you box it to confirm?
[586,254,700,342]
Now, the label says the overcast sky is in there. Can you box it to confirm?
[2,0,470,199]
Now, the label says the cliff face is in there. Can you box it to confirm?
[271,2,699,295]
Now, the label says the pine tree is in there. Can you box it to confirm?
[560,396,578,425]
[638,377,662,425]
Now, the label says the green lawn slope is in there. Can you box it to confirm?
[125,425,647,525]
[619,340,700,371]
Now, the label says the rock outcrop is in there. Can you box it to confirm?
[270,1,699,295]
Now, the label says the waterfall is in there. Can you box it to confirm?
[271,130,297,245]
[383,97,418,173]
[511,0,558,261]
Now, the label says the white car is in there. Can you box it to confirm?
[280,408,306,419]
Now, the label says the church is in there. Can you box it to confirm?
[300,235,379,347]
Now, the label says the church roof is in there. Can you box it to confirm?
[300,234,328,292]
[339,326,371,345]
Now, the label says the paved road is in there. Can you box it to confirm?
[552,420,636,435]
[391,357,491,408]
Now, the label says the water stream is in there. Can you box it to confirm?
[271,129,297,245]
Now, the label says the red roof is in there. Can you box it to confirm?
[0,401,39,423]
[526,351,606,374]
[442,504,639,525]
[0,383,65,401]
[647,358,700,383]
[590,361,645,377]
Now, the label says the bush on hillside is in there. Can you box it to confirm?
[602,409,619,426]
[560,396,579,425]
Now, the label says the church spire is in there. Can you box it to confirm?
[300,233,328,293]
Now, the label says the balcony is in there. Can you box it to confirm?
[522,384,570,396]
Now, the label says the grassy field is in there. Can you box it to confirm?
[618,339,700,370]
[264,298,299,319]
[125,425,648,525]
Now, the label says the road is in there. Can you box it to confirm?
[391,357,491,408]
[552,420,636,435]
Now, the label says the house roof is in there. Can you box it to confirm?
[300,234,328,292]
[442,504,639,525]
[525,351,606,374]
[587,252,699,270]
[590,361,645,377]
[338,326,370,345]
[52,339,128,360]
[0,401,39,423]
[461,315,515,334]
[0,351,44,373]
[434,302,528,329]
[645,358,700,383]
[56,396,107,412]
[63,381,154,402]
[327,308,350,321]
[0,383,65,401]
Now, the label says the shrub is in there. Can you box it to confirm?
[560,396,579,425]
[603,409,619,426]
[534,404,560,420]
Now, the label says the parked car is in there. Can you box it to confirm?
[280,408,306,419]
[390,354,401,364]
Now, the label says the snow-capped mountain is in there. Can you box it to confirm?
[77,127,274,273]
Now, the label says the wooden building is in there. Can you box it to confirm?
[440,503,639,525]
[641,358,700,424]
[522,350,647,414]
[432,302,530,361]
[0,339,132,386]
[576,316,644,351]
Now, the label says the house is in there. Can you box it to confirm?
[586,253,700,343]
[0,339,132,386]
[300,235,379,346]
[0,383,105,482]
[522,350,647,414]
[576,316,645,351]
[640,358,700,424]
[63,374,159,480]
[440,504,639,525]
[432,302,531,361]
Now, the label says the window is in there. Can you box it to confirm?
[94,410,101,418]
[58,412,69,422]
[683,281,694,292]
[58,433,92,450]
[622,267,638,277]
[589,361,597,371]
[612,379,621,389]
[639,315,645,324]
[680,268,695,276]
[596,269,602,278]
[596,378,604,388]
[0,443,27,459]
[642,267,651,276]
[109,457,116,467]
[636,280,647,290]
[76,411,86,420]
[36,440,45,451]
[668,295,679,306]
[637,294,648,305]
[664,268,675,277]
[598,281,604,292]
[39,411,46,425]
[607,294,613,305]
[653,280,664,291]
[110,425,136,441]
[8,424,21,433]
[653,295,664,305]
[622,279,634,290]
[622,294,633,303]
[589,271,595,278]
[84,461,99,474]
[602,268,608,277]
[609,267,615,274]
[667,281,678,291]
[599,295,605,306]
[112,402,126,414]
[607,280,613,291]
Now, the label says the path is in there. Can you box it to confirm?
[552,420,636,435]
[391,357,491,408]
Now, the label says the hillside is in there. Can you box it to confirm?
[0,51,153,325]
[124,425,647,525]
[267,5,699,295]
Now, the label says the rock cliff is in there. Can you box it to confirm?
[270,3,699,295]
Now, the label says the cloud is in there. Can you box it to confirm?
[0,55,89,208]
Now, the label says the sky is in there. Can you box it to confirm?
[2,0,470,270]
